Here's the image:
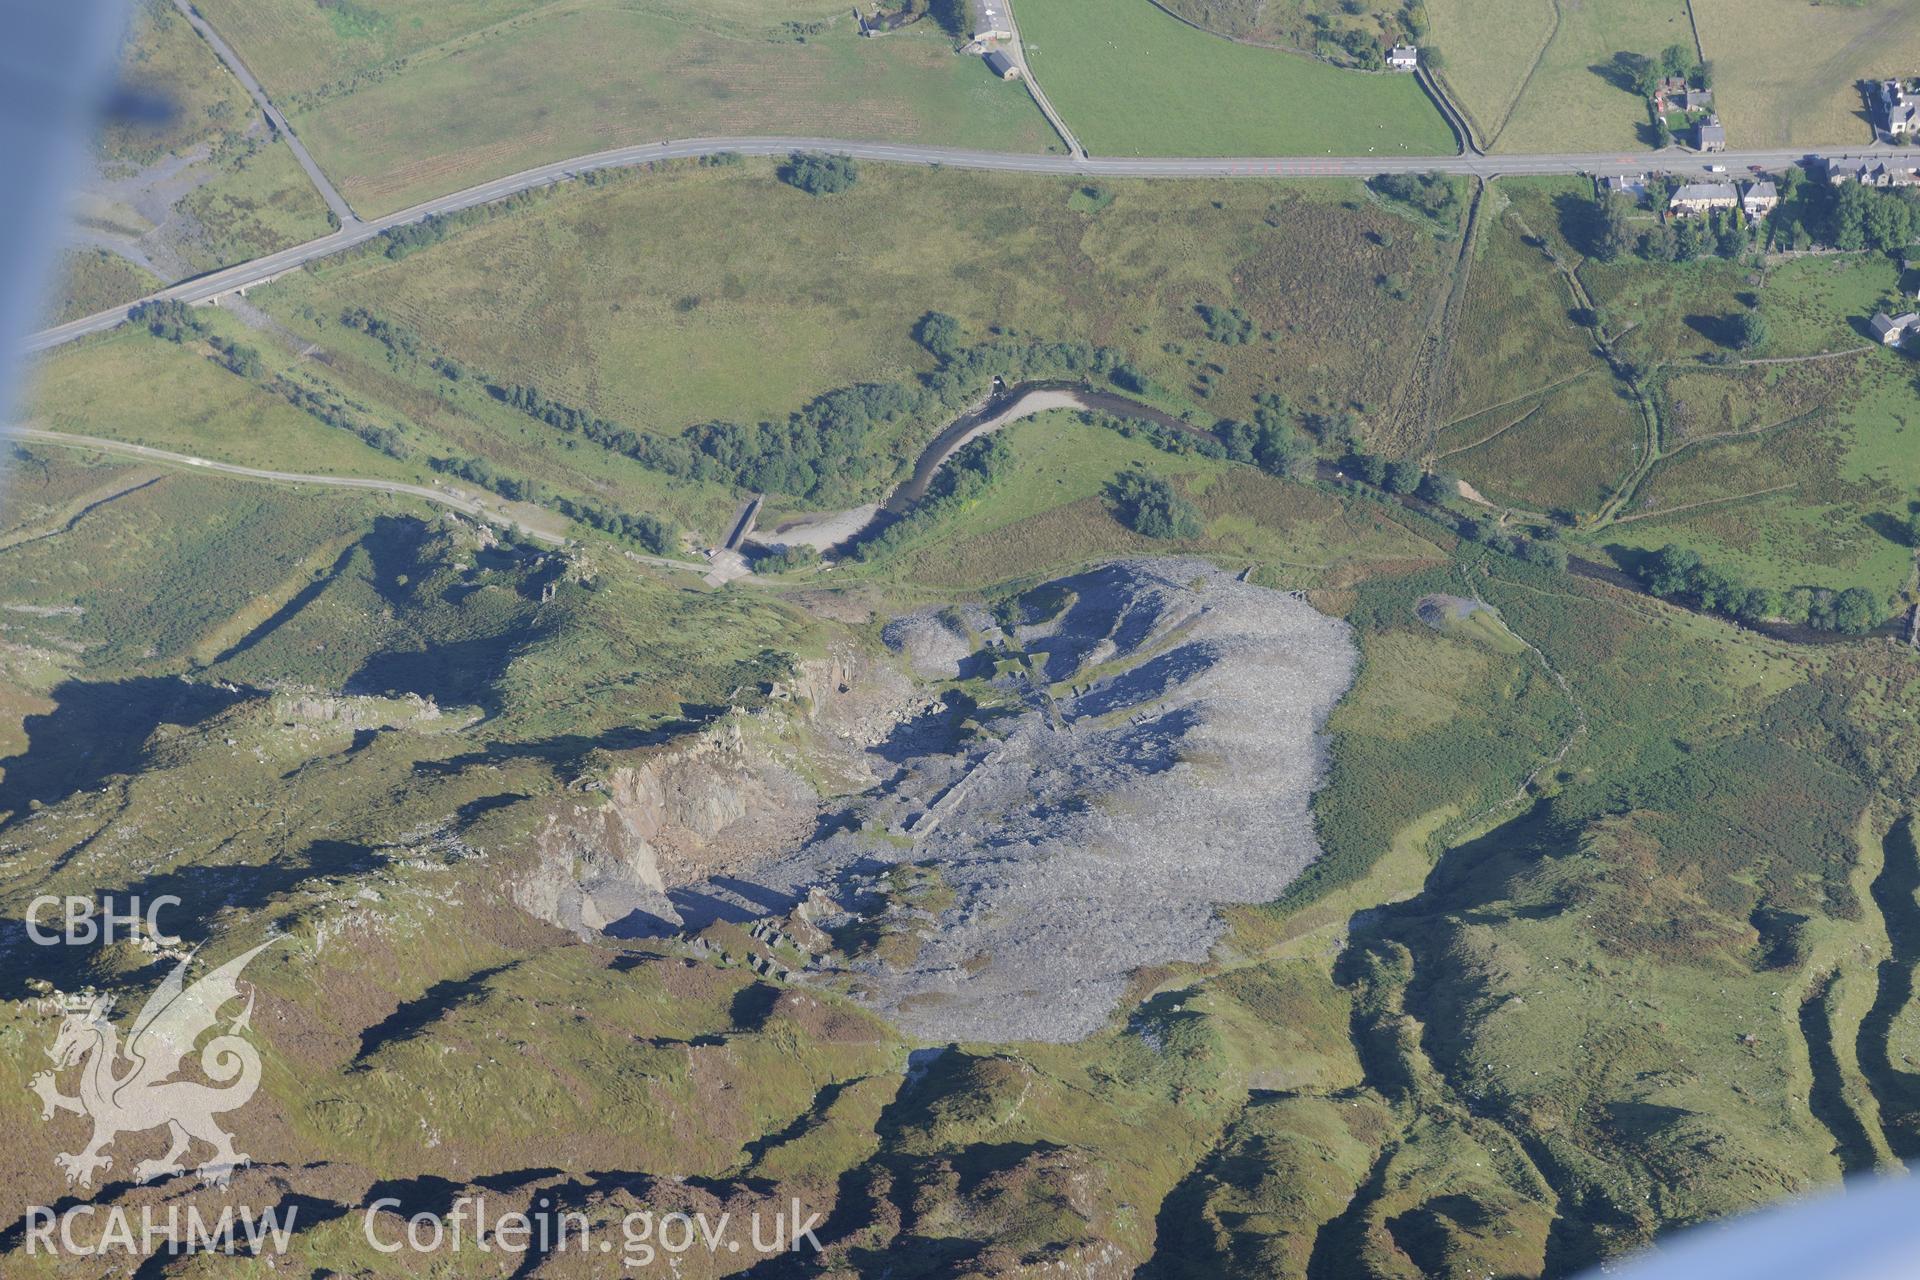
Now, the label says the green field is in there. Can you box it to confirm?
[1694,0,1920,147]
[1442,374,1647,512]
[1017,0,1455,156]
[23,323,425,481]
[1157,0,1417,63]
[1608,354,1920,593]
[847,411,1446,587]
[263,160,1460,486]
[45,250,162,325]
[1426,0,1691,152]
[207,0,1059,216]
[1438,189,1604,421]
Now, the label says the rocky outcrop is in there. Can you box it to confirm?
[509,646,915,936]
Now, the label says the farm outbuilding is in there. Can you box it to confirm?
[970,0,1012,41]
[983,49,1020,80]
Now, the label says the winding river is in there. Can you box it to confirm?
[751,380,1913,648]
[762,381,1200,550]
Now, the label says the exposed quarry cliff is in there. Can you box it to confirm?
[510,646,917,936]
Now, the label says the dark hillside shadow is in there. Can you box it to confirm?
[0,677,252,819]
[1864,511,1917,546]
[1857,822,1920,1159]
[1684,313,1744,348]
[123,840,387,943]
[346,633,522,710]
[353,962,517,1065]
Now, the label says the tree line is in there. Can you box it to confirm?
[1640,543,1887,633]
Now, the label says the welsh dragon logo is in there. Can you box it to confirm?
[31,940,277,1189]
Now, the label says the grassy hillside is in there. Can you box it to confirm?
[259,159,1462,505]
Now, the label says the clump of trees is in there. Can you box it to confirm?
[430,455,675,553]
[1464,518,1567,569]
[1620,43,1709,96]
[753,544,821,574]
[914,311,964,362]
[131,299,204,343]
[1641,543,1886,633]
[1757,166,1920,254]
[1639,208,1752,263]
[1368,172,1460,221]
[211,338,263,379]
[1346,450,1423,494]
[272,377,412,460]
[1196,303,1255,345]
[340,307,423,361]
[850,434,1011,561]
[1107,468,1202,540]
[781,152,859,195]
[431,454,542,503]
[380,213,453,260]
[557,500,674,554]
[1216,407,1312,480]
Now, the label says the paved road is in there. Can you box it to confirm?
[24,134,1906,355]
[167,0,358,226]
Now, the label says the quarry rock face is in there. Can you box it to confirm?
[511,646,914,936]
[633,559,1359,1043]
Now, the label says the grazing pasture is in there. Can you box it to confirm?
[1426,0,1691,152]
[250,0,1056,215]
[1016,0,1454,156]
[1692,0,1920,147]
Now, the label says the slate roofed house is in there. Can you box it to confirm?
[1742,181,1779,218]
[1653,76,1712,114]
[983,49,1019,80]
[1669,182,1738,217]
[1885,80,1920,137]
[1603,173,1649,204]
[1386,44,1419,71]
[1841,162,1920,188]
[970,0,1012,41]
[1697,115,1727,151]
[1871,311,1919,346]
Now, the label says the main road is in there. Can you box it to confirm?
[24,134,1899,355]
